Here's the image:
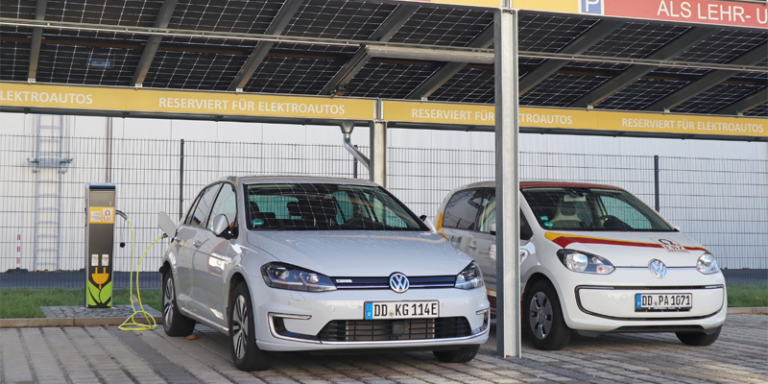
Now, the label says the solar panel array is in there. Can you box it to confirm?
[0,0,765,116]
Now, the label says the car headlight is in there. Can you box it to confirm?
[696,253,720,275]
[455,262,484,289]
[556,249,615,275]
[261,263,337,292]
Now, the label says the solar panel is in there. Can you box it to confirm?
[0,0,36,19]
[244,56,344,95]
[45,0,163,27]
[745,103,767,117]
[674,84,768,114]
[345,62,439,99]
[36,44,141,86]
[143,51,245,90]
[283,0,396,41]
[520,73,611,107]
[596,78,690,110]
[390,6,493,47]
[0,40,30,81]
[168,0,281,34]
[675,29,768,64]
[583,22,690,59]
[430,67,495,104]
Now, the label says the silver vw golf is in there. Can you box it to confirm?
[159,176,490,371]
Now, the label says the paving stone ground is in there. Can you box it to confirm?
[41,305,162,319]
[1,314,765,384]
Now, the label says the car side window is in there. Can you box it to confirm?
[442,189,483,230]
[184,195,202,226]
[189,184,221,228]
[208,183,238,238]
[477,189,534,240]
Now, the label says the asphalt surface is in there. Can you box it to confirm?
[1,314,765,384]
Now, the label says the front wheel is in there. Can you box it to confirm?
[676,326,721,346]
[523,280,571,350]
[162,272,195,337]
[229,282,273,371]
[433,345,479,363]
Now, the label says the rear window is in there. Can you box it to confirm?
[245,183,427,231]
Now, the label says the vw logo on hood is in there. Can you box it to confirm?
[389,272,410,293]
[648,259,667,278]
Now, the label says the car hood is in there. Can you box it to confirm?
[544,231,708,267]
[247,230,472,276]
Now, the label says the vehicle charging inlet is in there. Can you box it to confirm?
[85,184,116,308]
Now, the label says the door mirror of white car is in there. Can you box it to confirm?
[673,224,682,232]
[489,223,496,235]
[157,211,177,238]
[211,214,230,237]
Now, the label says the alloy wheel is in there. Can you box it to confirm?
[529,291,553,340]
[164,277,175,326]
[232,295,249,360]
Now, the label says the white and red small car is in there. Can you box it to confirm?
[437,181,726,350]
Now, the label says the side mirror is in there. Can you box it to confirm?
[210,214,230,237]
[158,211,177,238]
[489,223,496,236]
[421,216,437,233]
[419,215,428,222]
[673,224,681,232]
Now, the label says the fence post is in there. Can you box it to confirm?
[179,139,185,220]
[353,144,359,178]
[654,155,660,212]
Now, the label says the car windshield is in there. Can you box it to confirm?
[244,183,428,231]
[522,187,674,232]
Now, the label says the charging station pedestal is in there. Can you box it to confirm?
[85,184,116,308]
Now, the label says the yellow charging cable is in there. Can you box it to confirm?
[118,216,161,332]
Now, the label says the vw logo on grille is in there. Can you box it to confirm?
[389,272,410,293]
[648,259,667,278]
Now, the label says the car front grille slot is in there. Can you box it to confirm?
[317,317,471,342]
[332,275,456,290]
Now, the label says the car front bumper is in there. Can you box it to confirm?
[551,267,727,334]
[254,286,490,352]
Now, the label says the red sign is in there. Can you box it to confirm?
[603,0,768,29]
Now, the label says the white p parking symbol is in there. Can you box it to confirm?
[581,0,603,15]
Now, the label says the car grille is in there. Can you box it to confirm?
[332,276,456,290]
[317,317,471,341]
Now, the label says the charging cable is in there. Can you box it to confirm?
[116,210,160,332]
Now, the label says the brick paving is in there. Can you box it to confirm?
[41,305,161,319]
[0,314,765,384]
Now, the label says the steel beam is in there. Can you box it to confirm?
[570,28,718,108]
[228,0,304,91]
[718,88,768,115]
[495,4,520,359]
[131,0,178,87]
[519,20,623,95]
[647,42,768,111]
[322,4,418,96]
[370,120,387,187]
[406,27,493,100]
[27,0,48,83]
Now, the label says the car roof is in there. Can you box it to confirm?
[216,175,379,187]
[455,180,624,191]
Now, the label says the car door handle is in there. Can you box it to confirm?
[192,240,203,248]
[467,241,478,250]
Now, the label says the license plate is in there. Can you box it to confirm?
[364,301,439,320]
[635,293,692,312]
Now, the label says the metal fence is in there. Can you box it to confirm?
[1,133,765,289]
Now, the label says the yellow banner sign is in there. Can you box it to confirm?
[0,83,375,121]
[383,101,767,138]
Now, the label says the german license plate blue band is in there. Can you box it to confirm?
[365,302,374,320]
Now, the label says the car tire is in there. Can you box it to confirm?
[162,271,196,337]
[229,282,273,371]
[433,345,480,363]
[523,280,571,350]
[676,326,721,346]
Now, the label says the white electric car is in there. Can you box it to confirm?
[437,181,726,350]
[158,176,489,371]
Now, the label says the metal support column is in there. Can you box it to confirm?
[494,4,521,358]
[179,139,185,220]
[654,155,661,212]
[370,121,387,187]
